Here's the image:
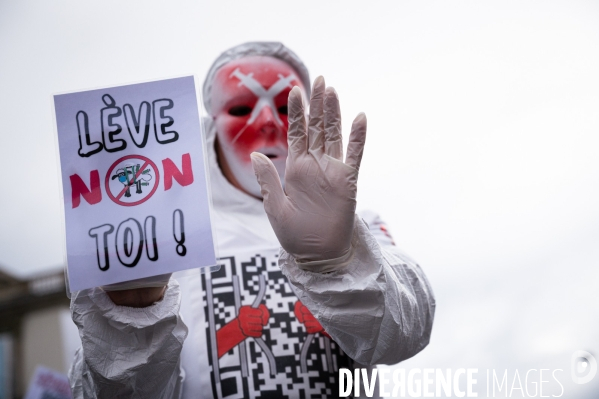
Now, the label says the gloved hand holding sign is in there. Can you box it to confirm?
[103,273,171,307]
[251,76,366,271]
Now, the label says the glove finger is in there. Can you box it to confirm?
[287,87,307,159]
[251,153,287,216]
[345,112,367,171]
[308,76,325,159]
[324,87,343,161]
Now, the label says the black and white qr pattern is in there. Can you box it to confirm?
[201,252,353,399]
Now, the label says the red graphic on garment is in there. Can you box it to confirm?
[216,300,330,358]
[217,304,270,358]
[294,301,330,338]
[202,255,354,398]
[380,224,396,245]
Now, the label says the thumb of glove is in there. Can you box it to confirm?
[251,152,287,219]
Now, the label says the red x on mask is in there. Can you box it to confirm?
[211,56,306,198]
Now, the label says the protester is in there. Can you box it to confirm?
[69,42,435,399]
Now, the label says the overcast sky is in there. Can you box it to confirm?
[1,0,599,397]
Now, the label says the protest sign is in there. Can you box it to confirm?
[54,76,216,292]
[24,366,71,399]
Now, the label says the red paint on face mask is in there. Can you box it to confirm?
[211,56,305,165]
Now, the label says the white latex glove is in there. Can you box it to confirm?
[251,76,366,270]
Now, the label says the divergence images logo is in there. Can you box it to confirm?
[106,155,160,206]
[571,350,597,384]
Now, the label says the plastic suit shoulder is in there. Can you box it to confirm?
[279,210,436,366]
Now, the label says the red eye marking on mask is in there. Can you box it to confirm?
[228,68,297,144]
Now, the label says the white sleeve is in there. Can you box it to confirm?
[279,212,435,366]
[68,280,188,399]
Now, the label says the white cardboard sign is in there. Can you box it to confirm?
[54,76,216,292]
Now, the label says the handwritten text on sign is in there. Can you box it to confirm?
[54,77,216,292]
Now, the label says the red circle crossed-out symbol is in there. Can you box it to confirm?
[105,155,160,207]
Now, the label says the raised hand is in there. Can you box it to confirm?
[251,76,367,266]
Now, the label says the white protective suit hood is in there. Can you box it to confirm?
[69,41,435,399]
[201,42,312,198]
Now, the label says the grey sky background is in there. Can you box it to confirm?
[1,0,598,396]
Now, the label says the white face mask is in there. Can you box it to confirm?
[210,56,306,198]
[218,140,288,198]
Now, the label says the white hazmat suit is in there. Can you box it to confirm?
[69,42,435,399]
